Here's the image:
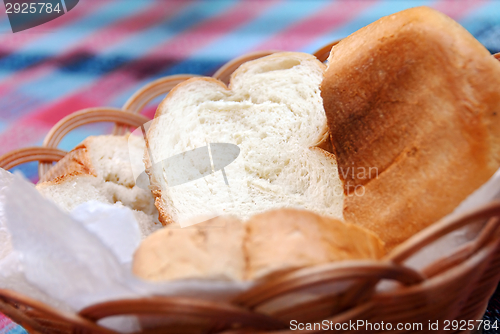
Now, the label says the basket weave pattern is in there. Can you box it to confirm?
[0,43,499,333]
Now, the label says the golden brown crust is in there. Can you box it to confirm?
[153,190,174,226]
[309,146,339,167]
[245,209,385,279]
[39,171,90,187]
[39,141,96,184]
[321,6,500,249]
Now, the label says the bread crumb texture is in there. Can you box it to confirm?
[322,7,500,249]
[147,52,344,226]
[36,135,161,238]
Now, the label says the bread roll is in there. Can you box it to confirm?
[36,135,160,238]
[132,209,384,282]
[321,6,500,249]
[245,209,385,280]
[145,52,344,226]
[133,216,246,281]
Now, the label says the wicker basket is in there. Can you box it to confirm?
[0,42,499,334]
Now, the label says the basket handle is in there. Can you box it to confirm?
[0,289,115,334]
[78,296,284,331]
[0,147,67,171]
[233,261,424,309]
[387,200,500,264]
[421,216,500,278]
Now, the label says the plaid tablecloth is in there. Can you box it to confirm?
[0,0,499,333]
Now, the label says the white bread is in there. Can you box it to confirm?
[132,208,384,282]
[321,7,500,249]
[36,135,161,238]
[145,52,344,226]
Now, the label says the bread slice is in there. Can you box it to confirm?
[36,135,161,238]
[145,52,344,226]
[132,208,384,282]
[321,6,500,249]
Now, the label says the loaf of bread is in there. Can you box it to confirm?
[245,209,384,279]
[132,217,246,281]
[321,6,500,249]
[36,135,161,238]
[145,52,344,226]
[132,208,384,281]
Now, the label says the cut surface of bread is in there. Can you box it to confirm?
[146,52,344,226]
[321,6,500,249]
[132,208,384,282]
[36,135,160,238]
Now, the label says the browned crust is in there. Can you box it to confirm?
[147,54,329,226]
[321,6,500,249]
[245,208,385,279]
[153,190,174,226]
[39,140,97,184]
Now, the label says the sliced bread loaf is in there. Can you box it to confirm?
[36,135,161,238]
[145,52,344,226]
